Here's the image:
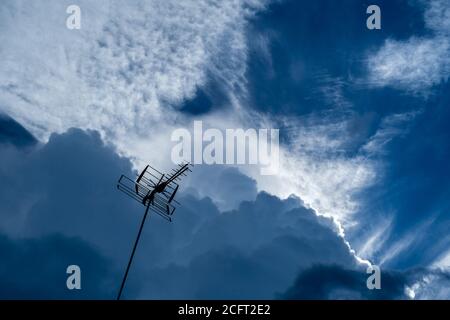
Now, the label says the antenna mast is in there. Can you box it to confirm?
[115,162,192,300]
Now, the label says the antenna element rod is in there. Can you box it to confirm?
[117,204,151,300]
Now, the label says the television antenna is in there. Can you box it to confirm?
[116,162,192,300]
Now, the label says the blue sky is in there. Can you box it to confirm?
[0,0,450,299]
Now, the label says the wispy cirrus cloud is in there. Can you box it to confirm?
[367,0,450,93]
[0,0,267,143]
[362,110,421,156]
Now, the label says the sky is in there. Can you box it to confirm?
[0,0,450,299]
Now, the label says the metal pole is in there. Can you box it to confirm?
[117,204,151,300]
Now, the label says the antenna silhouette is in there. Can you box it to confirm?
[116,162,192,300]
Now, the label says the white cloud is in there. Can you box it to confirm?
[368,37,450,91]
[367,0,450,92]
[0,0,265,145]
[244,113,378,228]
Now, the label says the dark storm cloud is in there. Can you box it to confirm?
[134,192,361,299]
[282,265,407,300]
[0,124,447,299]
[0,127,139,298]
[0,126,366,299]
[0,233,117,299]
[0,128,144,268]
